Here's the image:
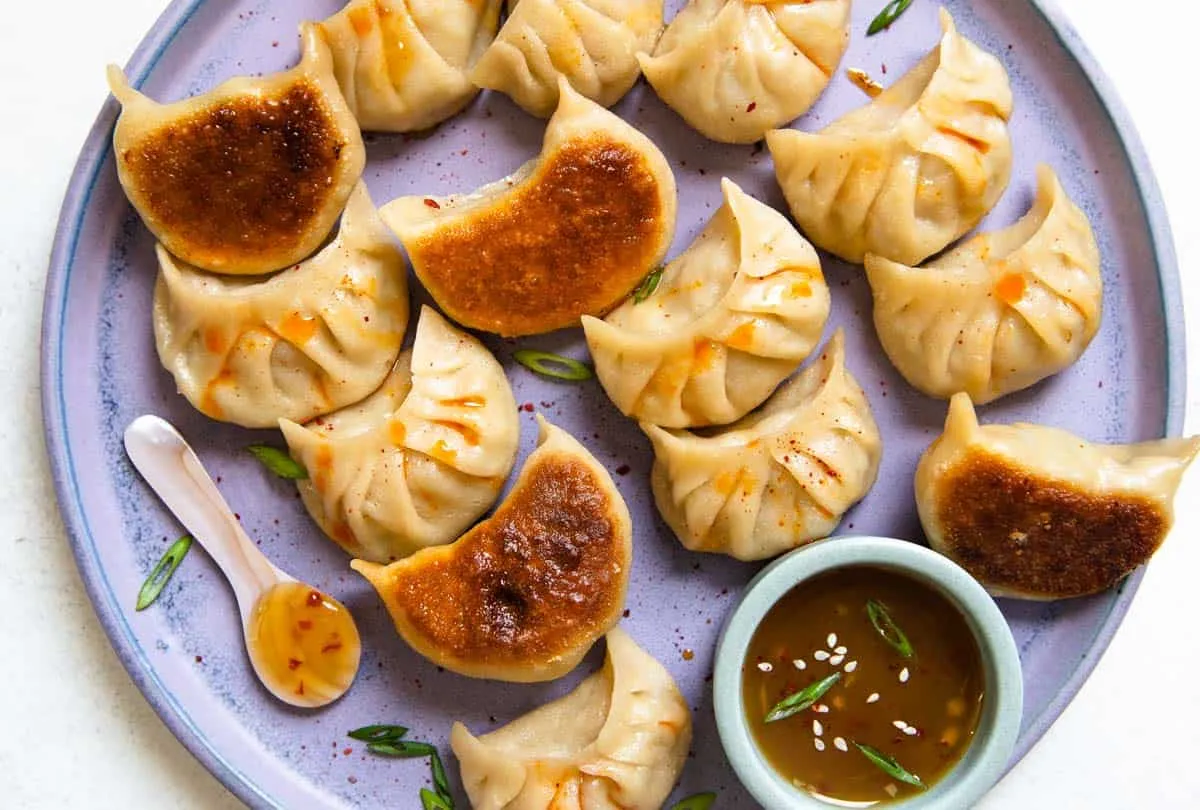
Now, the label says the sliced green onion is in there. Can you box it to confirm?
[764,672,842,723]
[633,265,665,303]
[866,599,915,659]
[867,0,916,35]
[513,350,594,382]
[670,793,717,810]
[247,445,308,480]
[348,724,408,743]
[420,788,453,810]
[854,743,925,788]
[367,740,437,758]
[136,535,193,611]
[431,750,451,802]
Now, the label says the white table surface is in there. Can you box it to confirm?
[3,1,1197,807]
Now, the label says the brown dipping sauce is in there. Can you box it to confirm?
[744,567,984,805]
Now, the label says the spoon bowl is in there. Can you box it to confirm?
[124,414,361,708]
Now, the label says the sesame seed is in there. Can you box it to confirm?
[903,726,919,736]
[899,667,910,683]
[813,719,824,736]
[885,784,899,798]
[757,662,774,673]
[814,738,826,752]
[793,659,807,670]
[834,737,848,752]
[844,660,858,673]
[867,692,880,704]
[814,650,830,661]
[827,633,838,648]
[893,720,908,730]
[814,704,830,714]
[834,646,848,655]
[829,654,845,666]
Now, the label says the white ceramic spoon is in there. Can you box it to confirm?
[124,414,361,708]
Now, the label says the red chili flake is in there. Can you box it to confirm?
[288,658,302,670]
[343,748,353,756]
[615,464,631,476]
[234,513,241,521]
[296,681,306,696]
[746,101,757,113]
[521,402,535,412]
[881,63,888,74]
[682,649,695,661]
[348,776,358,784]
[194,655,203,663]
[307,590,324,607]
[322,642,344,654]
[423,198,441,209]
[298,620,314,631]
[622,609,631,618]
[272,41,279,48]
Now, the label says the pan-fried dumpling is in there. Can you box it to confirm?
[916,394,1200,600]
[470,0,663,118]
[767,9,1013,265]
[451,628,691,809]
[639,0,851,144]
[643,330,882,561]
[279,307,519,563]
[382,79,676,336]
[108,27,365,275]
[352,417,632,682]
[865,165,1102,404]
[153,184,408,429]
[309,0,502,132]
[583,178,830,428]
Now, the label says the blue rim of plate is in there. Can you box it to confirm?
[39,1,1187,807]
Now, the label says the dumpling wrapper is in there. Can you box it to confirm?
[310,0,502,133]
[471,0,664,118]
[916,394,1200,600]
[153,184,408,428]
[640,0,851,144]
[353,417,633,682]
[865,165,1102,404]
[767,9,1013,265]
[643,330,882,561]
[451,628,691,810]
[583,177,830,428]
[108,27,365,275]
[280,307,519,563]
[382,78,677,337]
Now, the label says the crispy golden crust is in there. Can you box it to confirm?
[388,453,627,665]
[120,82,350,270]
[410,137,666,336]
[933,449,1168,598]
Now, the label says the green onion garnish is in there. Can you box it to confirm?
[348,724,408,743]
[420,788,453,810]
[355,726,455,806]
[867,599,914,659]
[867,0,916,36]
[633,265,665,303]
[367,740,437,758]
[854,742,925,788]
[135,535,193,611]
[764,672,842,723]
[670,793,717,810]
[513,350,594,382]
[431,750,451,803]
[247,445,308,480]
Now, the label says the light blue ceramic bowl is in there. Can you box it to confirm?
[714,536,1023,809]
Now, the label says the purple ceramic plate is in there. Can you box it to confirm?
[42,1,1185,807]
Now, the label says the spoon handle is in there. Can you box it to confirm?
[124,415,283,616]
